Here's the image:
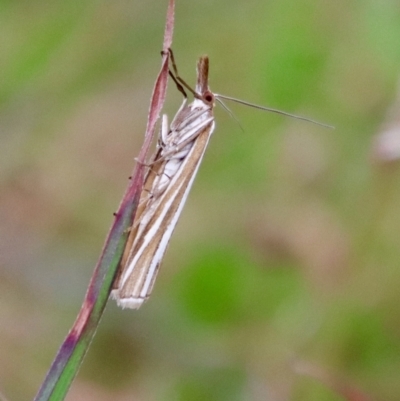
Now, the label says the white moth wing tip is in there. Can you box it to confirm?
[111,292,145,310]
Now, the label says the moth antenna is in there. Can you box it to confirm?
[215,94,334,129]
[215,97,244,132]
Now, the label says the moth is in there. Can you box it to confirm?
[111,56,215,309]
[111,54,330,309]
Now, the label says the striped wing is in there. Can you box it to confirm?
[112,101,214,309]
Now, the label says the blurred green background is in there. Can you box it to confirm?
[1,0,400,400]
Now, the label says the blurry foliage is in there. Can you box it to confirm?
[1,0,400,400]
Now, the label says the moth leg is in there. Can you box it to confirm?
[134,157,154,167]
[160,114,170,145]
[169,70,187,98]
[123,225,133,234]
[168,49,199,99]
